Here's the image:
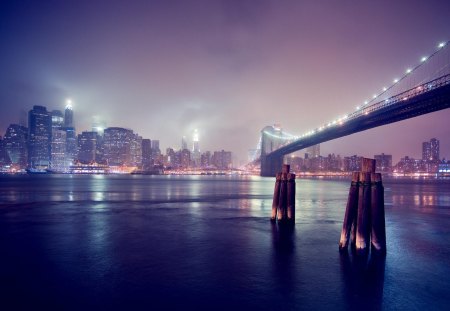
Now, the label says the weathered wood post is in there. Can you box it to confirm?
[271,173,282,221]
[355,158,376,254]
[339,172,359,250]
[356,172,371,253]
[371,173,386,254]
[277,172,288,221]
[287,172,296,222]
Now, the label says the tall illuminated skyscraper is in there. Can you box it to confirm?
[64,99,74,127]
[192,129,200,167]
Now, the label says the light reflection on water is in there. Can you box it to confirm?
[0,175,449,310]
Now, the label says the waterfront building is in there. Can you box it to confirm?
[165,148,176,167]
[343,155,362,172]
[429,138,440,161]
[151,139,161,164]
[103,127,134,166]
[130,134,142,167]
[77,131,97,164]
[28,105,52,169]
[201,151,211,167]
[212,150,232,169]
[142,139,152,169]
[3,124,28,169]
[374,153,393,173]
[305,144,320,159]
[50,129,67,172]
[180,148,191,168]
[62,127,77,167]
[422,138,440,161]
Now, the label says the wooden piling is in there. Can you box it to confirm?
[271,173,282,221]
[282,164,290,174]
[371,173,386,254]
[287,173,296,222]
[356,172,371,254]
[277,173,288,221]
[339,172,359,250]
[361,158,376,174]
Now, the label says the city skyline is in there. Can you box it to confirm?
[0,1,450,163]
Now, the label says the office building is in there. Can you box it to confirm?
[103,127,134,166]
[78,131,97,164]
[3,124,28,169]
[374,153,393,173]
[28,105,52,169]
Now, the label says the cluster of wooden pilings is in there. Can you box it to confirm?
[271,164,296,223]
[339,158,386,255]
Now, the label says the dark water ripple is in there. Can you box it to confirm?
[0,175,449,310]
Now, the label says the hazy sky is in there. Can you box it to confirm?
[1,0,449,164]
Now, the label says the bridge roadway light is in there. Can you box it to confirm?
[438,42,446,48]
[383,87,387,91]
[421,56,427,62]
[406,68,412,74]
[393,79,399,83]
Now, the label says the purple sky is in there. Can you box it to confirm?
[1,0,449,164]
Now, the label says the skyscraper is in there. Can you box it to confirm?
[28,105,52,169]
[130,133,142,167]
[50,109,67,172]
[422,138,440,161]
[50,129,67,172]
[64,100,74,127]
[181,136,188,151]
[192,129,200,167]
[142,139,152,169]
[305,144,320,159]
[430,138,439,161]
[3,124,28,169]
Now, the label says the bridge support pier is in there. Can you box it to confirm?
[261,154,284,177]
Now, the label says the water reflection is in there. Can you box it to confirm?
[271,222,296,298]
[340,250,385,310]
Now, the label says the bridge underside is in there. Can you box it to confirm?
[260,82,450,177]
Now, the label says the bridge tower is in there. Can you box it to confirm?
[260,125,285,177]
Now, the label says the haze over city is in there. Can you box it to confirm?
[1,0,449,163]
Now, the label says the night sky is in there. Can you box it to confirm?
[1,0,449,164]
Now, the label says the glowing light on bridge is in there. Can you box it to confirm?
[257,39,450,163]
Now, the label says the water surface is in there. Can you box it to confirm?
[1,175,449,310]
